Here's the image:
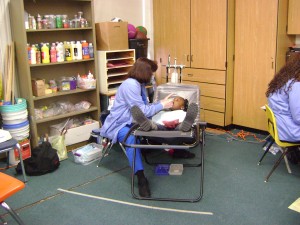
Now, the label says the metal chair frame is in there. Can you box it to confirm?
[0,138,27,182]
[123,122,206,203]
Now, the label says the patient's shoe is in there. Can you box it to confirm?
[172,149,195,159]
[131,105,157,131]
[179,103,198,132]
[138,177,151,198]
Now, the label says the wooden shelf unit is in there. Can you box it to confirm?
[98,49,135,95]
[10,0,100,147]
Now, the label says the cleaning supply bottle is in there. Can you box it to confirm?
[71,41,77,60]
[56,42,64,62]
[50,45,57,63]
[64,41,72,61]
[30,44,36,64]
[82,40,90,59]
[41,43,50,63]
[35,44,41,64]
[76,41,82,60]
[88,43,94,58]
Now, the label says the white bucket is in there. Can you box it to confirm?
[1,109,28,120]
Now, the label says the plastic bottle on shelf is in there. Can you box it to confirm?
[82,40,90,59]
[64,41,72,61]
[27,44,31,64]
[32,16,36,30]
[76,41,82,60]
[41,43,50,63]
[88,43,94,58]
[37,14,42,29]
[87,70,94,79]
[30,45,36,64]
[50,45,57,63]
[71,41,77,60]
[56,42,64,62]
[35,44,41,64]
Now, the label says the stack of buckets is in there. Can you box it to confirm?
[0,98,30,164]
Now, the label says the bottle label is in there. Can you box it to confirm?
[74,48,78,57]
[82,47,89,56]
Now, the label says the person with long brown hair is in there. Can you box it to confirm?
[266,52,300,142]
[100,58,173,197]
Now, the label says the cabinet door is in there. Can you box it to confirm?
[287,0,300,34]
[233,0,278,130]
[191,0,227,70]
[153,0,190,83]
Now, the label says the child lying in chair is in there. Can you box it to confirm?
[131,97,198,159]
[131,96,198,132]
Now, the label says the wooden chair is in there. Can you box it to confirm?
[0,172,26,225]
[258,105,300,182]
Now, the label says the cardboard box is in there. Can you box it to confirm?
[50,120,100,146]
[31,79,45,97]
[95,22,129,50]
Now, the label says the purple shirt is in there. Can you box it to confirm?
[100,78,163,143]
[268,79,300,142]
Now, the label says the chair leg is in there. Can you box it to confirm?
[281,148,292,174]
[118,143,127,156]
[15,143,27,183]
[258,139,274,165]
[264,149,288,182]
[97,140,113,167]
[1,202,25,225]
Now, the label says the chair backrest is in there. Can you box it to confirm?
[265,104,298,147]
[153,83,200,122]
[265,105,277,141]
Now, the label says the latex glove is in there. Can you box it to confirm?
[160,93,174,109]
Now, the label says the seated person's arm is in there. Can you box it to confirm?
[289,82,300,124]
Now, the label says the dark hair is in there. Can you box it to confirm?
[266,52,300,97]
[128,57,158,84]
[183,99,189,112]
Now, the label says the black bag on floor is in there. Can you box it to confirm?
[16,141,60,176]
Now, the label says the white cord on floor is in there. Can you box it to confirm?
[58,188,213,216]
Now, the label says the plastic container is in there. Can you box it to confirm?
[155,164,170,175]
[72,143,103,165]
[0,98,27,113]
[169,164,183,175]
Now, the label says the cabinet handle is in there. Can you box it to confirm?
[191,55,193,62]
[187,55,189,62]
[271,57,274,69]
[187,73,193,77]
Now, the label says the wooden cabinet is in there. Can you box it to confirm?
[233,0,294,130]
[10,0,100,147]
[153,0,234,126]
[97,49,135,95]
[287,0,300,34]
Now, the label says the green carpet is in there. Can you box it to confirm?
[1,132,299,225]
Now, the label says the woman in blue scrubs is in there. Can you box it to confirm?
[100,58,173,197]
[266,52,300,142]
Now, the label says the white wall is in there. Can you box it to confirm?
[93,0,154,58]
